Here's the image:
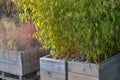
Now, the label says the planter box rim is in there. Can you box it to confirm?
[0,49,23,54]
[41,54,97,66]
[0,49,36,53]
[39,55,66,62]
[40,54,66,62]
[42,52,120,65]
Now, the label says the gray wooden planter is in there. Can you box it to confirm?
[40,53,120,80]
[40,55,98,80]
[0,49,49,79]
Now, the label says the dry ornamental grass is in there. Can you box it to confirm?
[0,18,17,50]
[0,18,40,51]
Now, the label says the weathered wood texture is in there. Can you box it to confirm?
[68,61,99,80]
[0,49,49,77]
[40,56,66,80]
[0,50,22,76]
[22,48,49,75]
[40,53,120,80]
[0,71,20,80]
[40,55,99,80]
[100,53,120,80]
[2,77,19,80]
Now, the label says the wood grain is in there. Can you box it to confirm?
[0,50,22,76]
[41,70,66,80]
[68,61,99,80]
[40,55,66,80]
[68,72,98,80]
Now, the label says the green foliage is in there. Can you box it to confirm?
[16,0,120,63]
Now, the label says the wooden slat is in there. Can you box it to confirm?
[22,63,31,75]
[22,48,46,75]
[68,61,99,80]
[21,51,30,64]
[40,55,66,80]
[22,51,31,75]
[40,56,66,73]
[22,50,33,75]
[0,50,22,76]
[100,53,120,80]
[30,50,36,72]
[41,70,66,80]
[4,77,19,80]
[68,61,99,77]
[0,71,20,80]
[68,72,99,80]
[34,49,40,70]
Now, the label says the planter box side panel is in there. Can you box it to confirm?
[100,53,120,80]
[22,48,50,75]
[0,50,22,76]
[68,61,99,80]
[41,70,65,80]
[68,72,99,80]
[40,57,66,80]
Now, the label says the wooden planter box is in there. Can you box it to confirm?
[0,48,49,79]
[40,55,98,80]
[40,53,120,80]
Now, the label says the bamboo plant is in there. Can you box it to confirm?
[15,0,120,63]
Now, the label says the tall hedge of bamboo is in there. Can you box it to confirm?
[15,0,120,63]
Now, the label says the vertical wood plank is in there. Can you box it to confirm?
[0,50,22,76]
[68,61,99,80]
[22,48,49,75]
[68,72,98,80]
[40,55,66,80]
[41,70,66,80]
